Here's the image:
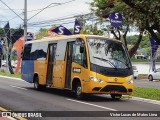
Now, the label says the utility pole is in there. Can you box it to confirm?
[24,0,27,41]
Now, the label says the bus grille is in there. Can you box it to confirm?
[100,85,127,93]
[92,87,102,91]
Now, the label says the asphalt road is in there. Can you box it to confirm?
[134,79,160,89]
[0,76,160,120]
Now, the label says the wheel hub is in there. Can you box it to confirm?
[77,86,81,96]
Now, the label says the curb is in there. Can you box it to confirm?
[0,75,22,81]
[131,96,160,105]
[138,79,148,80]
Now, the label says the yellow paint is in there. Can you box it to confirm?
[71,62,90,91]
[34,60,47,85]
[0,107,8,111]
[52,60,66,88]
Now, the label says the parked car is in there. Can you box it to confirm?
[148,68,160,81]
[132,66,138,79]
[1,61,16,68]
[1,61,7,67]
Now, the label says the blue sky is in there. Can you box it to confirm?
[0,0,91,33]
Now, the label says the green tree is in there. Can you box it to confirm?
[91,0,160,57]
[36,28,48,39]
[127,35,150,48]
[80,24,104,35]
[127,35,151,55]
[0,28,4,36]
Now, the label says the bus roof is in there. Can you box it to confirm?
[25,34,121,44]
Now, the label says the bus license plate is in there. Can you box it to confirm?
[110,91,118,94]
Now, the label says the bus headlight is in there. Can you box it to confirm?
[89,76,104,83]
[126,77,134,84]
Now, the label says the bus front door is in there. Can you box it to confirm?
[46,44,57,84]
[65,42,73,88]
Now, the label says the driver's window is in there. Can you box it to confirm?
[72,39,87,68]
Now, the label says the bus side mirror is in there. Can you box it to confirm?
[80,46,84,53]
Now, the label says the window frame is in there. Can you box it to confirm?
[72,38,88,69]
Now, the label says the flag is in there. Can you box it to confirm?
[52,25,72,35]
[109,13,123,27]
[48,28,54,36]
[150,37,159,71]
[27,32,33,41]
[3,22,14,74]
[3,22,11,47]
[74,19,81,34]
[11,29,24,44]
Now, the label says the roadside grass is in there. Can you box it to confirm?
[131,87,160,100]
[0,70,21,78]
[131,58,160,62]
[131,58,149,62]
[138,74,148,79]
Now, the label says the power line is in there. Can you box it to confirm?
[28,16,75,26]
[0,8,23,11]
[28,0,77,21]
[8,12,24,21]
[28,21,75,28]
[1,0,78,22]
[28,13,92,25]
[0,0,23,21]
[28,3,60,21]
[0,0,91,31]
[30,17,97,27]
[28,17,99,28]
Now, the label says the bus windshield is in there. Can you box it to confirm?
[87,37,131,69]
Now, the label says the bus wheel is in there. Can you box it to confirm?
[34,76,46,90]
[111,94,122,100]
[75,82,83,99]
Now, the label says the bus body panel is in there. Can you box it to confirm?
[52,60,66,88]
[50,40,68,88]
[21,60,34,83]
[82,71,134,94]
[34,60,48,85]
[71,62,90,91]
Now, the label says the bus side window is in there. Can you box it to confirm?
[22,44,32,60]
[37,42,48,60]
[30,43,39,60]
[72,41,87,68]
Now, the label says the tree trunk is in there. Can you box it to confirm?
[111,29,121,40]
[123,25,129,50]
[128,32,143,58]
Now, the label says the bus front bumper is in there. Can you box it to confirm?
[82,81,134,95]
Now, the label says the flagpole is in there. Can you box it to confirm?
[6,37,9,73]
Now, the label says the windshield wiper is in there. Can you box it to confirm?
[93,56,117,69]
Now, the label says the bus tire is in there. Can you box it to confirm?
[111,94,122,100]
[34,76,46,91]
[75,82,83,99]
